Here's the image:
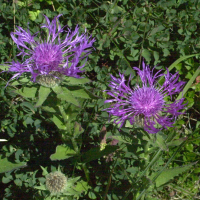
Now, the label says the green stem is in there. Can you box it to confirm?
[136,138,187,200]
[81,163,91,185]
[71,137,79,153]
[58,105,69,124]
[71,128,91,185]
[122,149,162,200]
[58,105,91,184]
[177,66,200,100]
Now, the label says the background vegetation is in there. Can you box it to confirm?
[0,0,200,199]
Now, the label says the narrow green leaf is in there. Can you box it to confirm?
[168,54,199,72]
[35,86,51,107]
[0,155,27,173]
[158,54,200,84]
[50,145,76,161]
[177,66,200,100]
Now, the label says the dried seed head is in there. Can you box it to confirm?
[46,171,67,194]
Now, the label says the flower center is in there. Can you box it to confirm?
[33,43,63,68]
[131,86,164,117]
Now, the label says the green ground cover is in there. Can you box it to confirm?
[0,0,200,199]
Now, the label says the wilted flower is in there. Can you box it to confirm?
[100,125,119,162]
[7,15,95,87]
[46,171,67,194]
[104,62,186,134]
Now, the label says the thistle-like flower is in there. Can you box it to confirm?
[7,15,95,87]
[46,171,67,194]
[104,62,186,134]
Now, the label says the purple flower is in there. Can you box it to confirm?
[104,62,186,134]
[7,15,95,87]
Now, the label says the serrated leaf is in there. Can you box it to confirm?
[0,155,27,173]
[16,87,37,98]
[155,162,196,187]
[50,145,76,161]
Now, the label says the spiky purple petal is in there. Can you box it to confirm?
[104,62,186,134]
[7,15,95,85]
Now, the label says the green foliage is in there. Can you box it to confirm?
[50,145,76,161]
[0,0,200,199]
[154,162,196,187]
[0,155,27,174]
[35,86,51,107]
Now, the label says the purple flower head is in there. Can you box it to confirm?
[7,15,95,87]
[104,62,186,134]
